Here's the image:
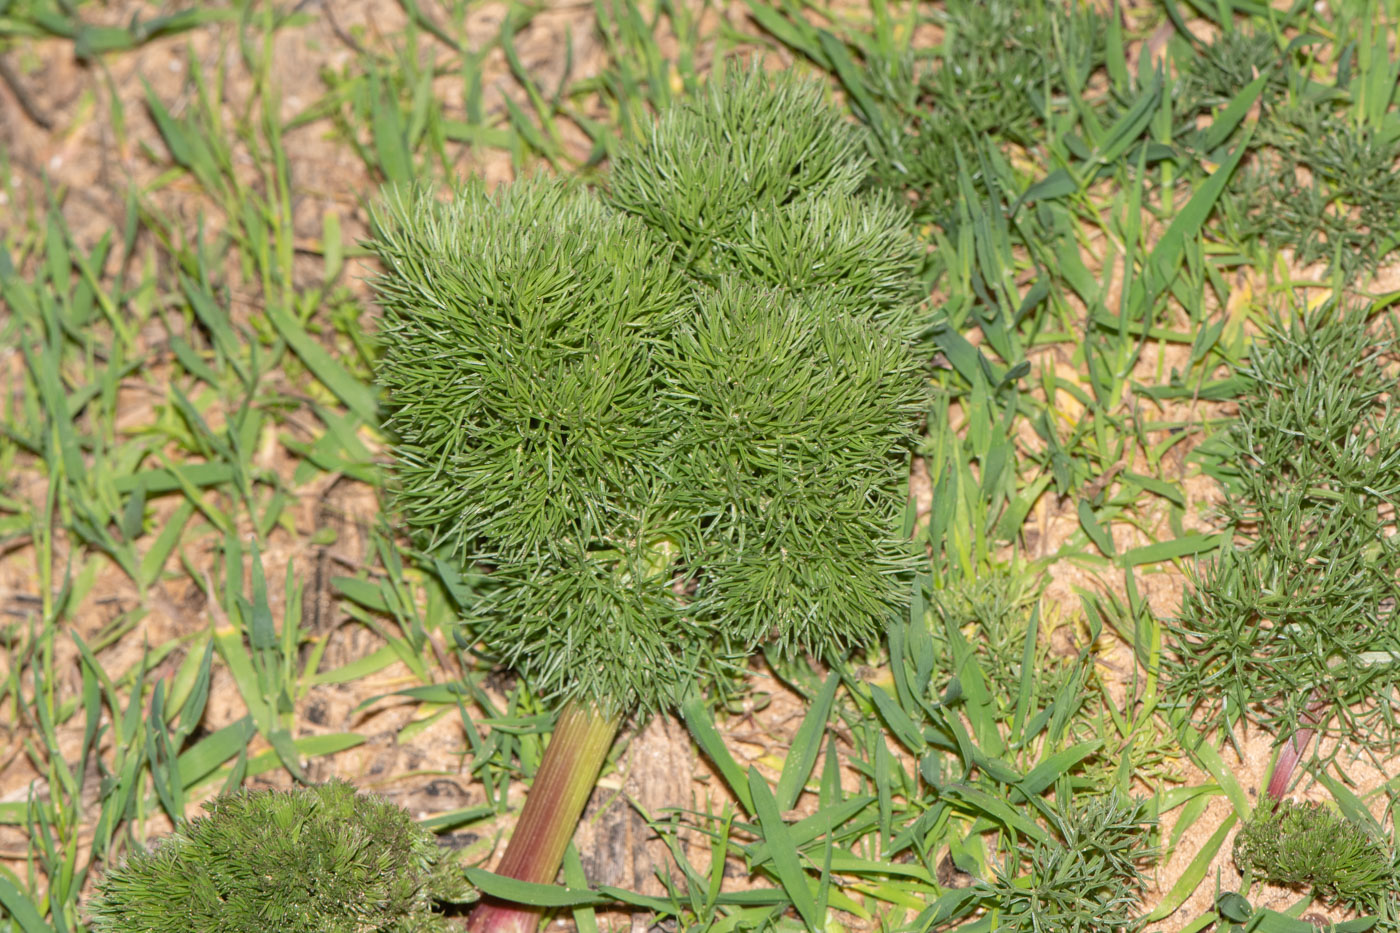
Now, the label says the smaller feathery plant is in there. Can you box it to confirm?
[976,791,1156,933]
[1180,24,1400,278]
[1234,799,1400,915]
[88,781,475,933]
[855,0,1108,228]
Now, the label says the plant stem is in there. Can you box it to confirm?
[467,700,622,933]
[1264,694,1328,802]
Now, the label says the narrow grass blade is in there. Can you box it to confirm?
[139,500,194,588]
[776,671,839,810]
[815,31,888,137]
[561,845,599,933]
[1013,169,1076,211]
[264,302,379,425]
[371,73,414,185]
[1121,532,1226,566]
[1200,71,1270,152]
[231,733,365,783]
[180,273,249,384]
[747,767,820,933]
[418,804,495,832]
[1092,76,1161,164]
[0,876,52,933]
[1078,498,1116,557]
[177,716,256,786]
[940,783,1049,843]
[868,684,925,753]
[112,462,236,494]
[1017,741,1103,797]
[743,0,824,64]
[1141,129,1253,304]
[463,870,605,907]
[1314,771,1384,837]
[746,796,873,868]
[1184,731,1251,819]
[680,693,753,814]
[1144,812,1237,922]
[1011,606,1039,743]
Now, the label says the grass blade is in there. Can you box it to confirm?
[680,693,753,814]
[264,302,379,426]
[747,767,820,933]
[0,876,53,933]
[776,671,839,810]
[1144,812,1237,922]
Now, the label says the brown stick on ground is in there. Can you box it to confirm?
[0,55,54,130]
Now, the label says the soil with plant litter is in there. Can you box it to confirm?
[3,1,1400,931]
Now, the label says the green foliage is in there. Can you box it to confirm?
[859,0,1107,225]
[607,66,868,276]
[26,2,1400,930]
[371,177,704,715]
[608,65,926,328]
[979,792,1156,933]
[0,0,215,58]
[371,178,687,568]
[1186,22,1400,277]
[1165,305,1400,747]
[89,781,475,933]
[369,70,927,716]
[1174,28,1289,124]
[1234,800,1399,911]
[925,570,1078,705]
[665,279,925,657]
[1234,104,1400,275]
[714,188,926,329]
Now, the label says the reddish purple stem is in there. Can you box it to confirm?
[1263,695,1328,801]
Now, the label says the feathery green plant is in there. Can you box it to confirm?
[1188,24,1400,278]
[608,66,925,321]
[1165,304,1400,754]
[978,792,1156,933]
[1234,799,1399,912]
[371,179,699,714]
[88,781,475,933]
[1174,27,1289,127]
[856,0,1107,226]
[1235,104,1400,275]
[369,66,927,933]
[608,67,866,270]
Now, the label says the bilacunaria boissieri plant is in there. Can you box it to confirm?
[977,792,1156,933]
[88,781,475,933]
[369,66,928,933]
[1164,305,1400,768]
[1234,799,1400,913]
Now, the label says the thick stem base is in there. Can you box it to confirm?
[467,701,622,933]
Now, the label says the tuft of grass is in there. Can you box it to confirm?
[0,8,474,932]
